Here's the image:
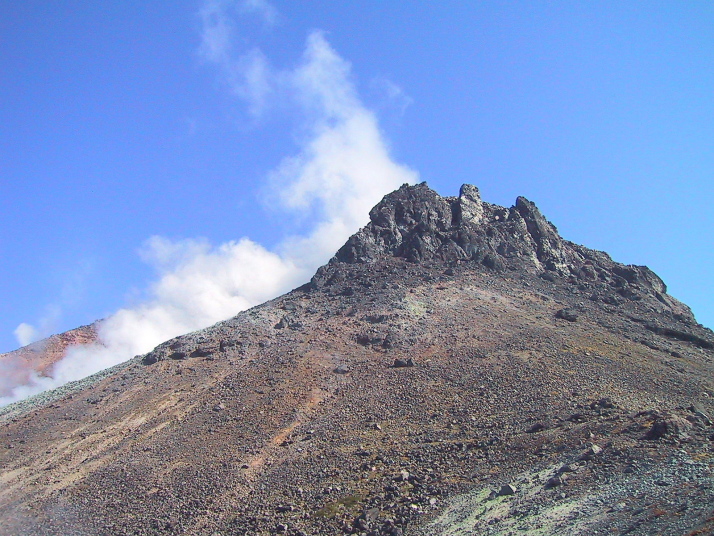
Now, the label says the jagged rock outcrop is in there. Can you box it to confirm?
[328,182,693,323]
[334,182,569,268]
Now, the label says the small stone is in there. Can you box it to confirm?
[579,444,602,460]
[482,254,505,272]
[364,507,379,523]
[558,463,581,474]
[591,397,615,409]
[354,507,379,530]
[497,484,517,497]
[555,308,578,322]
[333,364,350,374]
[526,422,546,433]
[689,405,713,426]
[645,413,692,440]
[546,476,563,488]
[540,271,557,282]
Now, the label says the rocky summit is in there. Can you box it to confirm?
[1,183,713,536]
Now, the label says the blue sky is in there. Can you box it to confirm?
[2,0,713,361]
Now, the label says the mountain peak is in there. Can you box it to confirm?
[335,181,572,269]
[330,182,691,323]
[2,182,713,536]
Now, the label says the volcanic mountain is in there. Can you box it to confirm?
[1,183,713,536]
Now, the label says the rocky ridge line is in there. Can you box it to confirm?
[323,183,695,325]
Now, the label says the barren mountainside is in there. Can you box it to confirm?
[1,183,713,536]
[0,323,99,398]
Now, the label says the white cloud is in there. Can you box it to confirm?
[13,323,39,347]
[235,48,273,116]
[290,32,360,120]
[271,32,417,264]
[370,77,414,116]
[12,303,62,348]
[1,15,417,406]
[240,0,279,26]
[198,1,276,118]
[198,0,235,66]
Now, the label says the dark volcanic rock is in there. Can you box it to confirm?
[556,308,579,322]
[326,183,697,325]
[645,412,693,441]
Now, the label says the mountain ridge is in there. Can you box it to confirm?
[0,323,99,399]
[1,183,712,536]
[324,182,697,324]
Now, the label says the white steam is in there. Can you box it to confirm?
[12,303,63,348]
[1,8,417,406]
[240,0,279,26]
[13,323,39,348]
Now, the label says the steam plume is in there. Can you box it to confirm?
[1,10,417,406]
